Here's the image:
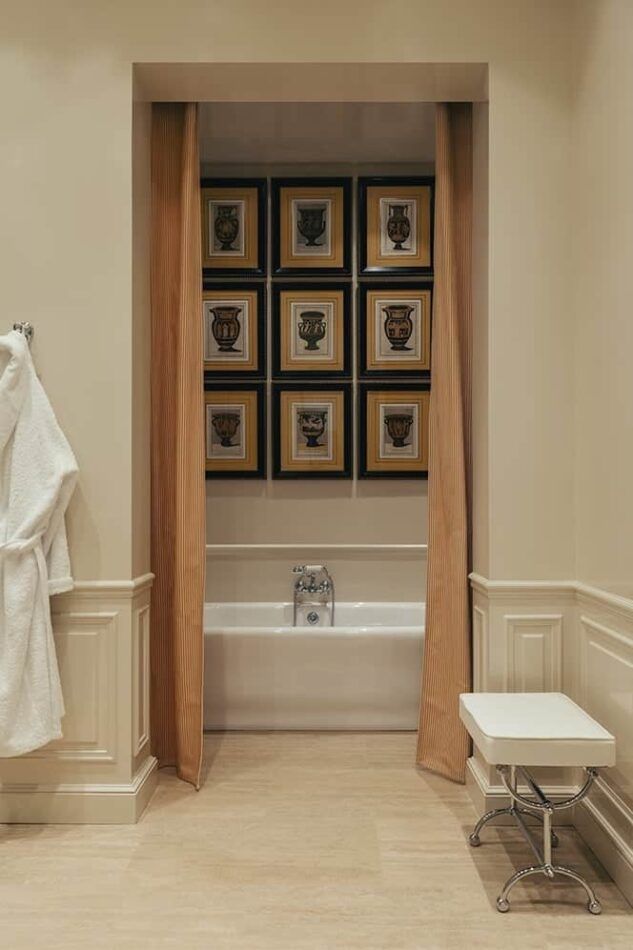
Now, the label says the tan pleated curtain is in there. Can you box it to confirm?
[417,103,473,783]
[150,103,205,788]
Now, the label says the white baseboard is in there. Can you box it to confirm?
[574,776,633,906]
[0,755,158,824]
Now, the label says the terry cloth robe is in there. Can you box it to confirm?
[0,330,78,756]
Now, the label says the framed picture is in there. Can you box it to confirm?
[358,176,434,275]
[359,384,430,478]
[359,283,432,378]
[272,383,352,478]
[201,178,266,276]
[272,283,351,379]
[204,383,266,479]
[272,177,351,275]
[203,282,266,378]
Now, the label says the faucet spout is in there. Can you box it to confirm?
[291,564,335,627]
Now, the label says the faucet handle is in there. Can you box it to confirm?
[292,565,306,575]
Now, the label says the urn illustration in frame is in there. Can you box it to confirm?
[382,303,414,351]
[384,413,414,448]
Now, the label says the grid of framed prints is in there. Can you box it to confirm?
[201,173,434,480]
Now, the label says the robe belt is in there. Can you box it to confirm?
[0,533,44,556]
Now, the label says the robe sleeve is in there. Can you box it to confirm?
[46,513,74,595]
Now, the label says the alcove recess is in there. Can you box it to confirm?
[201,102,434,604]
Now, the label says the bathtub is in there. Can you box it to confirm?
[203,602,425,731]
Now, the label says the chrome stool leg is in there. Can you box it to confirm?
[469,765,602,914]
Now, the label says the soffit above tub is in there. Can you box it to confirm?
[198,102,435,164]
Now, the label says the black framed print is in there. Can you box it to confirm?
[272,383,352,479]
[358,283,432,378]
[204,382,266,479]
[201,178,267,277]
[359,383,430,478]
[358,176,434,275]
[272,177,352,276]
[203,282,266,379]
[272,282,351,379]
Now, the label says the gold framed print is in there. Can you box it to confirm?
[203,282,266,378]
[272,177,351,275]
[273,383,352,478]
[359,176,434,275]
[201,178,266,276]
[359,283,431,378]
[205,383,265,479]
[359,384,430,478]
[272,283,351,379]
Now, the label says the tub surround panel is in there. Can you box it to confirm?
[0,576,157,824]
[470,574,633,906]
[205,543,427,603]
[204,602,424,731]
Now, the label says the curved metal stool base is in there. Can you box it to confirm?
[467,766,603,915]
[497,863,602,915]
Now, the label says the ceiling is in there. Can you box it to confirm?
[198,102,435,165]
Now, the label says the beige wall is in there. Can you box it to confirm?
[1,0,578,585]
[572,0,633,597]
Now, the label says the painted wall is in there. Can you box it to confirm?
[572,0,633,597]
[1,0,576,586]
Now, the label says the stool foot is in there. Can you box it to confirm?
[496,897,510,913]
[469,806,513,846]
[551,864,602,914]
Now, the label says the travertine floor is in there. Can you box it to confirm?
[0,733,630,949]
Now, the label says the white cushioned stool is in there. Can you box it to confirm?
[460,692,616,914]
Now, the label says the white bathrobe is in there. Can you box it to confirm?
[0,330,78,756]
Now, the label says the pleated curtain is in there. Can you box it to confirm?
[417,103,473,783]
[150,103,205,788]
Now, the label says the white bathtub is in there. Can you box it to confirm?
[204,602,425,731]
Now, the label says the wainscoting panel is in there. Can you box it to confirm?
[472,604,487,691]
[579,615,633,791]
[0,576,157,824]
[27,611,118,762]
[505,614,562,692]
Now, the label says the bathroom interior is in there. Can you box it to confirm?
[2,3,633,947]
[202,100,431,734]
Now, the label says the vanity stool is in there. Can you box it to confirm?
[459,692,616,915]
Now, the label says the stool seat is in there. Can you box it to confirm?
[460,692,616,767]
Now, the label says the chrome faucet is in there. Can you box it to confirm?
[292,564,335,626]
